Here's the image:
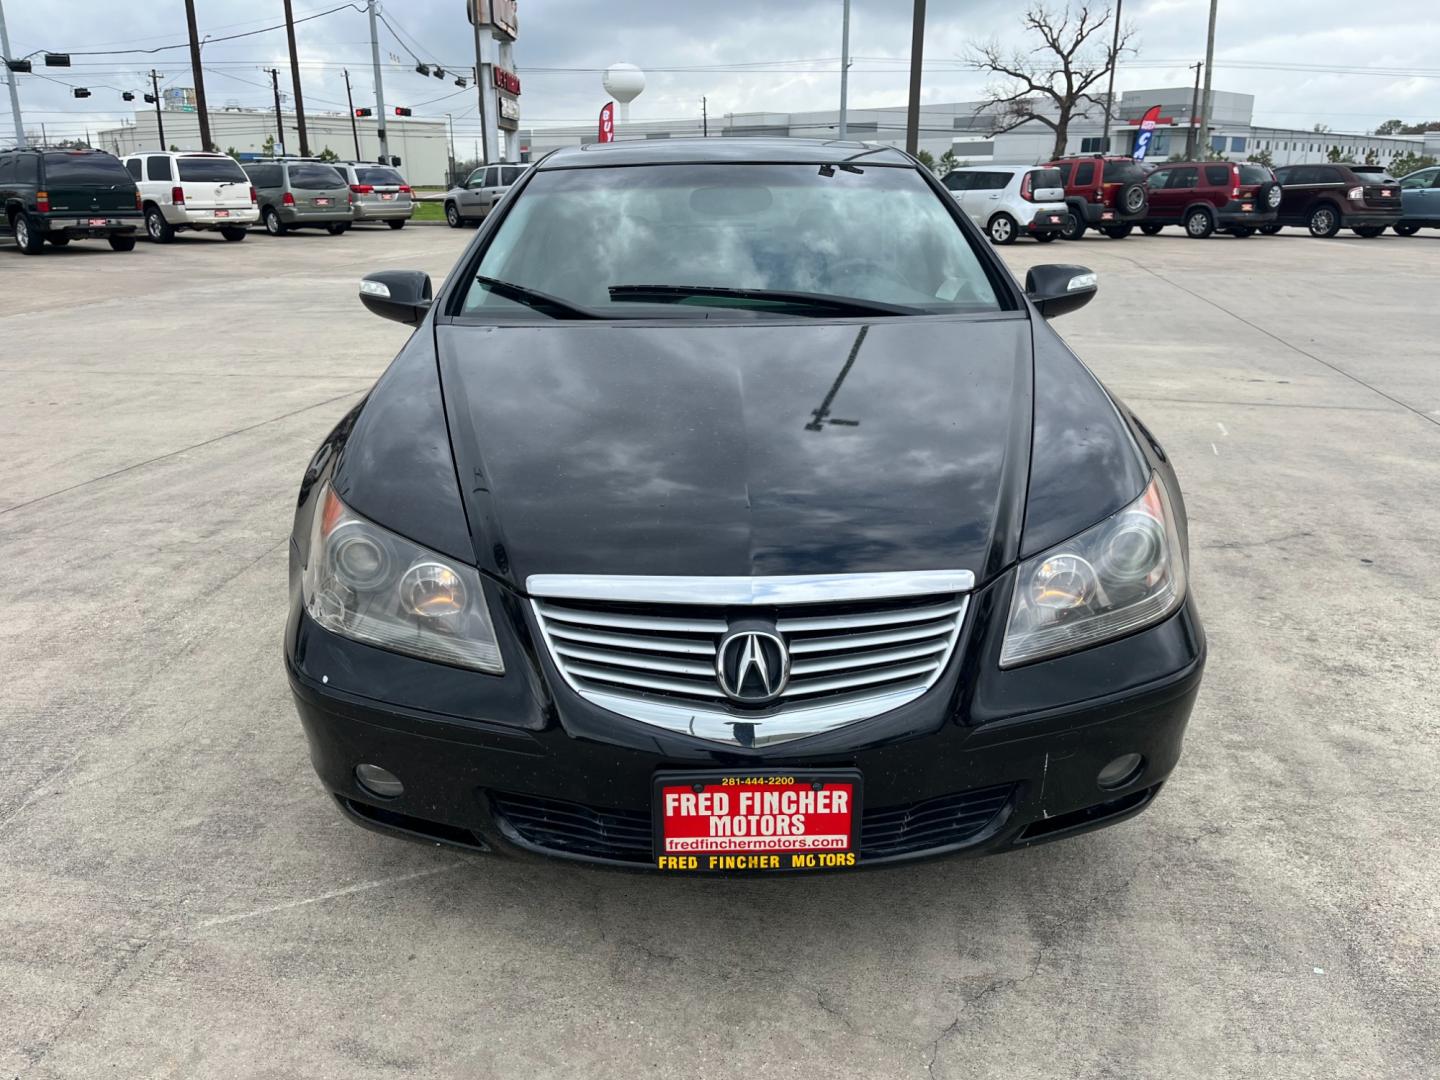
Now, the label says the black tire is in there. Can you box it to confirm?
[47,235,71,246]
[1394,223,1420,236]
[1033,232,1058,243]
[386,219,406,230]
[1119,182,1146,216]
[1230,227,1256,238]
[987,213,1018,245]
[1101,224,1134,239]
[1259,224,1283,235]
[263,208,286,236]
[108,235,137,251]
[1257,181,1283,211]
[1061,212,1087,241]
[1308,204,1341,238]
[12,212,44,254]
[220,226,247,242]
[1184,207,1215,238]
[1140,223,1164,235]
[445,201,463,228]
[144,205,175,243]
[325,222,347,235]
[1352,225,1384,238]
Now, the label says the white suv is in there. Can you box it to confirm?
[122,151,259,243]
[942,165,1071,245]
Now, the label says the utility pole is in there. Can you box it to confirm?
[904,0,926,155]
[1185,61,1202,157]
[282,0,310,157]
[344,68,361,158]
[701,96,708,137]
[1100,0,1123,152]
[150,70,166,148]
[366,0,389,161]
[267,68,285,155]
[1198,0,1218,154]
[183,0,212,150]
[0,0,27,148]
[838,0,851,139]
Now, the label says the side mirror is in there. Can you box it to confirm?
[1025,264,1098,319]
[359,270,433,325]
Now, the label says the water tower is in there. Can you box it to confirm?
[603,63,646,124]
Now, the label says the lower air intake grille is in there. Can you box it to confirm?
[489,785,1015,865]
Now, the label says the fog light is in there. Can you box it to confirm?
[1097,753,1144,790]
[355,763,403,799]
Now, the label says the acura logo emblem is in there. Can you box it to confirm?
[715,628,789,703]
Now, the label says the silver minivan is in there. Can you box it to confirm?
[334,161,414,229]
[443,163,526,227]
[242,160,354,236]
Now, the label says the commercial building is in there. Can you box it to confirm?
[519,86,1430,170]
[95,107,453,186]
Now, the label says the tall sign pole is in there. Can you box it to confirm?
[366,0,389,160]
[904,0,926,155]
[282,0,310,157]
[0,0,26,148]
[183,0,212,150]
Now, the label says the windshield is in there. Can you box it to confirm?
[288,163,345,189]
[43,153,131,185]
[177,157,248,183]
[355,166,406,186]
[459,163,1001,319]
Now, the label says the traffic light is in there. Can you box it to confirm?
[144,93,156,104]
[454,76,466,88]
[433,67,445,80]
[122,91,135,101]
[354,107,373,117]
[394,106,412,117]
[44,53,71,67]
[415,63,429,76]
[72,87,91,98]
[5,59,32,73]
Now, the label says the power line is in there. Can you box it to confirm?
[21,3,365,58]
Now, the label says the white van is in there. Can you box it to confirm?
[942,165,1072,245]
[122,151,260,242]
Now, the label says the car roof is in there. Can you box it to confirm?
[536,137,914,170]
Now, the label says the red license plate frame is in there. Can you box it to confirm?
[214,208,230,217]
[88,217,108,227]
[653,770,861,872]
[313,197,331,206]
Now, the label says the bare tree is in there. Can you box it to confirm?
[966,5,1133,160]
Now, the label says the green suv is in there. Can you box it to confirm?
[0,148,142,254]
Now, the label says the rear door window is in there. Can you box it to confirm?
[177,157,248,182]
[1203,165,1231,186]
[1073,161,1096,185]
[483,167,500,187]
[943,172,973,191]
[1167,167,1199,189]
[15,154,38,184]
[124,158,142,180]
[43,153,134,185]
[287,163,345,189]
[146,156,173,181]
[0,156,13,184]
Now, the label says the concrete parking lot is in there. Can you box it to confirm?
[1,222,1437,1079]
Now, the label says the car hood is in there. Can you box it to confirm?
[435,317,1034,590]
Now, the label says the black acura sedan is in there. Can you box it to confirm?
[286,138,1205,873]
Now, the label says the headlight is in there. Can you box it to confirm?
[302,484,504,673]
[1000,473,1186,667]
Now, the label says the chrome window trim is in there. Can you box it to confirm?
[525,570,975,606]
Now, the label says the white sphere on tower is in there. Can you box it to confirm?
[603,63,646,122]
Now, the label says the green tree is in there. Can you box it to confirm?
[316,146,340,162]
[260,135,276,157]
[937,148,959,177]
[1389,151,1437,177]
[224,146,240,160]
[915,148,936,172]
[1246,148,1274,168]
[1375,119,1405,135]
[1326,145,1354,164]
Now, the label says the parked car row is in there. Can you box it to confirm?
[944,153,1433,244]
[0,147,419,253]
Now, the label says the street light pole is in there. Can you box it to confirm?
[1100,0,1123,152]
[838,0,851,139]
[0,0,26,148]
[1198,0,1218,155]
[904,0,926,155]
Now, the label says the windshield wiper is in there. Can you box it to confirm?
[608,285,924,318]
[473,275,599,320]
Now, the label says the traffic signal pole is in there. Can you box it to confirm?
[150,69,165,148]
[366,0,389,160]
[1,0,29,148]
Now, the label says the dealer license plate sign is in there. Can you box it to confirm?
[653,771,861,872]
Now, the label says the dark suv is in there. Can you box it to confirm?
[1042,155,1148,240]
[0,147,142,254]
[1139,161,1281,238]
[1268,163,1402,237]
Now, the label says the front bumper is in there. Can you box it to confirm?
[286,571,1206,871]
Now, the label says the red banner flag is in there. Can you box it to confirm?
[598,101,616,143]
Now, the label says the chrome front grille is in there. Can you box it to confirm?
[529,572,972,747]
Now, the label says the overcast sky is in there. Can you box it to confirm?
[3,0,1438,146]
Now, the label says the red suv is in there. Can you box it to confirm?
[1138,161,1282,238]
[1041,155,1149,240]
